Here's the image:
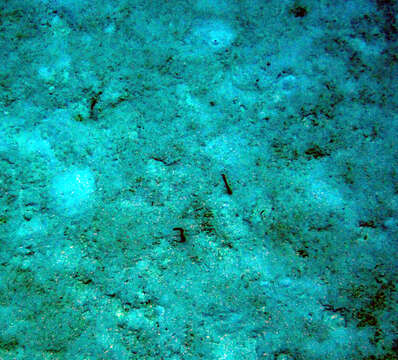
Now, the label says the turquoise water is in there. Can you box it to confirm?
[0,0,397,359]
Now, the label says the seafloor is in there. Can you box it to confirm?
[0,0,397,359]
